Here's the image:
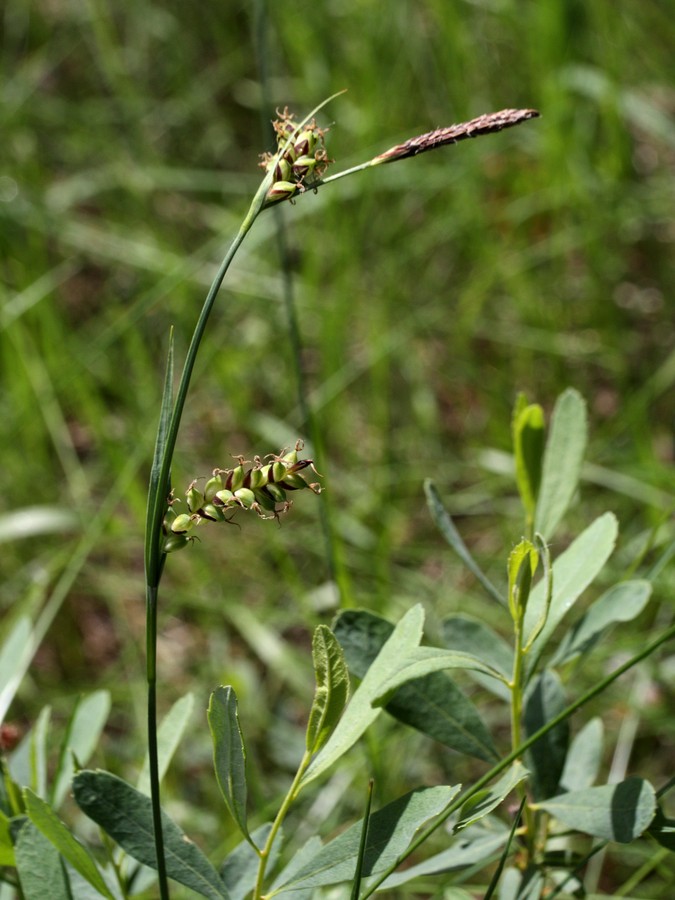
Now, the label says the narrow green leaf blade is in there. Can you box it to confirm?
[350,780,374,900]
[305,625,350,756]
[0,809,15,866]
[551,580,652,666]
[483,799,526,900]
[276,786,460,891]
[145,329,174,581]
[425,481,504,605]
[334,610,498,761]
[536,777,656,842]
[73,769,230,899]
[208,687,250,842]
[301,605,425,787]
[53,691,111,808]
[523,670,569,799]
[15,820,71,900]
[0,617,32,722]
[31,706,51,799]
[23,788,114,899]
[138,692,195,796]
[524,512,618,667]
[534,389,587,540]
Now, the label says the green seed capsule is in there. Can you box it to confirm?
[248,466,265,490]
[186,484,204,513]
[267,156,292,182]
[265,483,287,503]
[281,446,300,464]
[200,503,226,522]
[254,488,277,512]
[204,472,224,502]
[258,463,275,485]
[234,487,256,508]
[270,460,287,483]
[171,513,195,534]
[229,463,247,491]
[292,155,318,180]
[293,130,318,158]
[214,489,235,506]
[266,180,299,202]
[164,533,191,553]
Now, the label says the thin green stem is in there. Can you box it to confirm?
[145,583,168,899]
[358,619,675,899]
[253,750,313,900]
[143,183,270,898]
[313,159,380,188]
[509,610,537,858]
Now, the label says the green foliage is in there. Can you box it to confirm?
[333,609,498,760]
[304,625,350,756]
[2,3,674,896]
[23,789,115,899]
[73,770,231,899]
[535,778,657,843]
[272,786,460,893]
[208,687,251,844]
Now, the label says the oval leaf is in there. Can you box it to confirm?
[53,691,111,808]
[534,389,587,540]
[306,625,350,755]
[523,670,569,799]
[15,820,72,900]
[536,777,656,842]
[73,769,230,899]
[335,609,497,761]
[23,789,114,899]
[551,580,652,666]
[301,605,425,787]
[524,512,618,669]
[208,687,250,842]
[442,615,513,701]
[372,647,506,707]
[379,823,510,889]
[559,718,604,793]
[276,785,460,891]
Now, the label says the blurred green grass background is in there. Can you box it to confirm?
[1,0,674,875]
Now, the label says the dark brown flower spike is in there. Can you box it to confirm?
[372,108,540,165]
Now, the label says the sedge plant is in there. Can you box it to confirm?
[139,96,540,899]
[3,97,675,899]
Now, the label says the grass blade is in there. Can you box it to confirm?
[425,480,504,605]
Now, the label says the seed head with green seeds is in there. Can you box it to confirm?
[259,107,331,205]
[162,440,321,552]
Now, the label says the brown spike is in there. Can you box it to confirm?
[373,108,540,164]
